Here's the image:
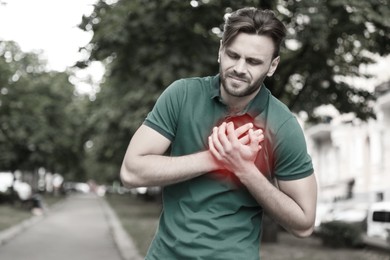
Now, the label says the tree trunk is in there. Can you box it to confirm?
[261,213,279,243]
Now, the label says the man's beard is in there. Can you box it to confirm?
[220,68,266,98]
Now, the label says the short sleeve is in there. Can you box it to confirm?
[273,117,313,180]
[144,79,185,141]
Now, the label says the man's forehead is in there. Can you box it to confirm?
[224,33,275,60]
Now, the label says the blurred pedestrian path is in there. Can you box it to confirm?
[0,193,142,260]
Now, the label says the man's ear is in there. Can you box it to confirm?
[267,56,280,77]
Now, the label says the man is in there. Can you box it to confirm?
[120,7,317,260]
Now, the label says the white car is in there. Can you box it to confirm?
[367,201,390,241]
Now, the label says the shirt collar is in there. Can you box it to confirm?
[210,74,220,99]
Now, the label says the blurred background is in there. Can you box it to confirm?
[0,0,389,259]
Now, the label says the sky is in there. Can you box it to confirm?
[0,0,103,93]
[0,0,389,94]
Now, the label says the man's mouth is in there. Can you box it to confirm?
[228,75,247,84]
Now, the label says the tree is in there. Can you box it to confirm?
[269,0,389,121]
[78,0,274,172]
[78,0,389,175]
[0,41,89,182]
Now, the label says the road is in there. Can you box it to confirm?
[0,193,142,260]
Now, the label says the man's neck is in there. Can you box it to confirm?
[227,104,247,115]
[221,88,260,115]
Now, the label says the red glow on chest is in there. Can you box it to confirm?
[210,114,274,183]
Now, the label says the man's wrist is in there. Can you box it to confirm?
[200,150,222,171]
[234,163,261,184]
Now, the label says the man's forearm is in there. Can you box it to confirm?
[120,150,218,188]
[237,165,316,238]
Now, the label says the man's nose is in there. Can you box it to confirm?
[233,58,247,75]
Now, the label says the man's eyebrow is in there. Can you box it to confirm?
[225,48,238,55]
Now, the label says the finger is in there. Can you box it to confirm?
[212,126,224,154]
[234,122,253,139]
[249,129,263,151]
[253,129,265,143]
[226,122,238,142]
[239,128,262,145]
[239,135,250,145]
[218,122,231,149]
[208,135,222,161]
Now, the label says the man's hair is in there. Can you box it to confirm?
[221,7,287,58]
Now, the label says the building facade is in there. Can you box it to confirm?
[305,82,390,223]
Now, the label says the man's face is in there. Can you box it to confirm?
[219,33,279,98]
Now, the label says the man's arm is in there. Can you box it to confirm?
[120,123,255,188]
[241,170,317,238]
[120,125,216,188]
[208,122,317,237]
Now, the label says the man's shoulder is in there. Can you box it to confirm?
[262,90,295,127]
[267,92,291,115]
[167,75,217,96]
[173,75,216,87]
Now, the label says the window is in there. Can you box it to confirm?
[373,211,390,222]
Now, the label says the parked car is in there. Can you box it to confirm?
[319,204,368,224]
[63,182,90,193]
[367,201,390,241]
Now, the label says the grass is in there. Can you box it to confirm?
[0,204,32,231]
[107,193,390,260]
[105,193,161,256]
[0,193,65,232]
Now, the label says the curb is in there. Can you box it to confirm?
[0,214,43,246]
[100,197,143,260]
[0,196,68,246]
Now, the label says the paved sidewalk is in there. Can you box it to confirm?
[0,193,143,260]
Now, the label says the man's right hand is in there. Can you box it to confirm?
[208,121,264,174]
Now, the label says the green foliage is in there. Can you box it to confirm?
[77,0,389,180]
[0,41,90,180]
[273,0,389,121]
[78,0,279,173]
[318,221,364,248]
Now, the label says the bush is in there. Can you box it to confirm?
[318,221,364,248]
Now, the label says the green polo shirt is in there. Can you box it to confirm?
[144,75,313,260]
